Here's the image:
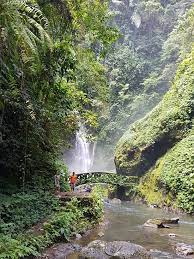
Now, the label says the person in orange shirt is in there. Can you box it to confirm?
[70,172,77,192]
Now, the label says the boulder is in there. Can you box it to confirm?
[79,240,108,259]
[144,218,179,228]
[175,243,194,256]
[144,219,167,228]
[79,240,152,258]
[161,218,179,224]
[110,198,122,204]
[42,243,81,259]
[150,249,172,258]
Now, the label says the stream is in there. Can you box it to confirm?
[61,128,194,258]
[66,201,194,259]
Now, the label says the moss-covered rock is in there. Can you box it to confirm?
[115,48,194,176]
[138,132,194,213]
[114,48,194,213]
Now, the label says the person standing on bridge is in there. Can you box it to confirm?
[70,172,77,192]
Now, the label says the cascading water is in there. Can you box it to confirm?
[65,125,96,173]
[75,126,94,172]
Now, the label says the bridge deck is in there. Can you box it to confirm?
[76,171,138,187]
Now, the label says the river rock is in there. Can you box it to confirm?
[79,240,108,259]
[144,218,179,228]
[110,198,122,204]
[168,233,176,237]
[41,243,81,259]
[161,218,179,224]
[150,249,172,258]
[144,219,167,228]
[76,233,82,239]
[79,240,152,258]
[175,243,194,257]
[150,204,158,208]
[98,231,104,237]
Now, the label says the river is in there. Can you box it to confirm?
[67,201,194,258]
[62,126,194,258]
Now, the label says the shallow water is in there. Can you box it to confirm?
[68,201,194,258]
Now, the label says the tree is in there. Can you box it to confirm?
[0,0,117,190]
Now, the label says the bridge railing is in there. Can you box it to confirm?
[76,171,139,187]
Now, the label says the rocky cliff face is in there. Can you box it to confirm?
[114,48,194,212]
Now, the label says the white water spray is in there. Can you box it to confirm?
[66,125,96,173]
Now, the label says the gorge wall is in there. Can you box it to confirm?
[114,47,194,213]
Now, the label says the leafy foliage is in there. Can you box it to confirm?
[0,1,115,257]
[115,44,194,213]
[95,1,194,169]
[0,0,117,189]
[0,191,59,235]
[138,132,194,213]
[162,5,194,62]
[0,191,103,258]
[115,47,194,176]
[160,134,194,213]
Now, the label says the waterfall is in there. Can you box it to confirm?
[65,125,96,173]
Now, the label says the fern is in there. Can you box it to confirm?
[0,0,52,62]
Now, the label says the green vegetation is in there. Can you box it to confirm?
[113,5,194,212]
[0,1,115,257]
[0,189,104,258]
[1,0,194,256]
[160,133,194,212]
[115,47,194,175]
[0,191,59,235]
[115,44,194,212]
[95,0,194,169]
[0,0,117,190]
[138,132,194,213]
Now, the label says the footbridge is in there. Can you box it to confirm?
[76,171,138,188]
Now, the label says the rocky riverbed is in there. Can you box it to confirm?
[41,201,194,259]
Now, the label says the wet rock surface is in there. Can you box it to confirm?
[161,218,179,224]
[98,231,104,237]
[144,218,179,228]
[40,243,81,259]
[79,240,152,258]
[76,233,82,240]
[175,243,194,257]
[40,203,194,259]
[150,249,174,258]
[149,204,159,208]
[110,198,122,204]
[168,233,177,237]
